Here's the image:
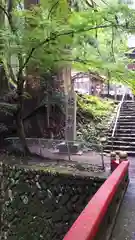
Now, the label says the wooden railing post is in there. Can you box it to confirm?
[119,151,128,163]
[110,151,119,172]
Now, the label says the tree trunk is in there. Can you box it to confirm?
[0,0,4,28]
[16,109,30,155]
[6,0,30,155]
[0,1,9,94]
[16,75,30,155]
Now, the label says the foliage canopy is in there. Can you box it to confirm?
[0,0,135,154]
[0,0,135,85]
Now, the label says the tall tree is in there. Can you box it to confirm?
[0,0,9,95]
[0,0,134,155]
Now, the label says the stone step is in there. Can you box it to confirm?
[121,109,135,112]
[109,128,135,132]
[121,107,135,109]
[122,103,135,105]
[108,140,135,146]
[108,133,135,138]
[119,115,135,118]
[121,104,135,109]
[121,108,135,111]
[105,144,135,152]
[122,104,135,106]
[118,120,135,124]
[123,101,135,105]
[119,118,135,122]
[104,149,135,156]
[122,102,135,105]
[123,101,135,103]
[116,125,135,130]
[117,130,135,134]
[108,136,135,141]
[118,117,135,120]
[122,106,135,109]
[120,114,135,118]
[120,112,135,115]
[122,108,135,110]
[118,121,135,125]
[105,101,135,156]
[118,126,135,130]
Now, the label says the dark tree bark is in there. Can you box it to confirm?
[14,0,40,153]
[0,1,9,94]
[16,75,30,154]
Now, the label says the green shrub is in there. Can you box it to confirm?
[77,94,115,148]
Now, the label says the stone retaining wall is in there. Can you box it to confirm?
[0,164,106,240]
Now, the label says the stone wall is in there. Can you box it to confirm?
[0,164,106,240]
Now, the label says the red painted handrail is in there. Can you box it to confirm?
[63,161,129,240]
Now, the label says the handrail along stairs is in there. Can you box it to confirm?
[111,91,126,150]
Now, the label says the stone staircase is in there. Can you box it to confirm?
[105,101,135,156]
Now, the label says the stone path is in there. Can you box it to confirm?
[111,157,135,240]
[29,145,110,167]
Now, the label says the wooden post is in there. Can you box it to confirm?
[119,151,128,162]
[110,152,119,172]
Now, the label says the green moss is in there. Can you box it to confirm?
[77,94,115,148]
[77,94,114,120]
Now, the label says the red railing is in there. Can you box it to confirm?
[63,161,129,240]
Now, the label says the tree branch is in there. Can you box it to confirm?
[0,4,9,21]
[111,26,115,62]
[85,0,97,8]
[0,3,15,32]
[17,23,116,79]
[48,1,59,19]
